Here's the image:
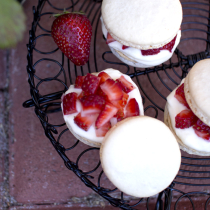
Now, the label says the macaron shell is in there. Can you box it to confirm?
[100,116,181,197]
[184,59,210,127]
[110,47,152,68]
[65,119,101,147]
[101,0,182,49]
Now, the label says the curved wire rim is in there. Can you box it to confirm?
[33,58,66,82]
[33,34,59,54]
[37,12,55,33]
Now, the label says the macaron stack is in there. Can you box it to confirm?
[164,59,210,156]
[101,0,183,68]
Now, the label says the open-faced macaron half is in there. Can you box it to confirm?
[61,68,144,147]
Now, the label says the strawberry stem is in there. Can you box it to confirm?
[53,10,85,18]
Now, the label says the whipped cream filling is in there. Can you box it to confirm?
[167,79,210,153]
[62,69,144,144]
[101,17,181,67]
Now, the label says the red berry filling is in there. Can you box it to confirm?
[80,94,106,115]
[111,91,129,109]
[193,130,210,141]
[175,110,198,129]
[95,102,118,129]
[125,98,140,118]
[174,83,190,109]
[98,71,111,84]
[74,113,98,131]
[192,119,210,140]
[62,92,78,115]
[82,73,101,95]
[75,76,85,88]
[114,108,125,122]
[63,72,141,136]
[141,35,177,56]
[122,45,129,50]
[95,121,111,137]
[117,75,135,93]
[100,78,123,101]
[106,32,177,56]
[106,33,115,44]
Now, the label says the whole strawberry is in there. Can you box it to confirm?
[51,12,92,66]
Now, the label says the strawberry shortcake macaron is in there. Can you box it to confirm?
[164,59,210,156]
[100,116,181,197]
[61,68,144,147]
[101,0,182,68]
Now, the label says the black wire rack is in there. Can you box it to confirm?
[23,0,210,209]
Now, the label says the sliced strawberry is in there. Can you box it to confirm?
[161,35,177,52]
[192,119,210,140]
[125,98,140,118]
[114,108,125,122]
[193,119,210,132]
[95,102,118,129]
[75,76,85,88]
[141,35,177,56]
[82,73,101,95]
[141,48,160,56]
[122,45,129,50]
[80,94,106,115]
[193,130,210,141]
[174,83,190,109]
[98,71,111,84]
[96,86,109,101]
[62,92,78,115]
[74,113,98,131]
[111,91,129,109]
[106,32,115,44]
[95,121,111,137]
[78,91,89,100]
[100,78,123,101]
[175,109,198,129]
[116,75,135,93]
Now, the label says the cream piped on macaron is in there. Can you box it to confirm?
[101,0,183,68]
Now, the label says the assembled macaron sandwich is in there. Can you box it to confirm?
[101,0,183,68]
[164,59,210,156]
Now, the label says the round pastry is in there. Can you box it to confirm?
[101,0,182,68]
[100,116,181,198]
[164,59,210,155]
[61,68,144,147]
